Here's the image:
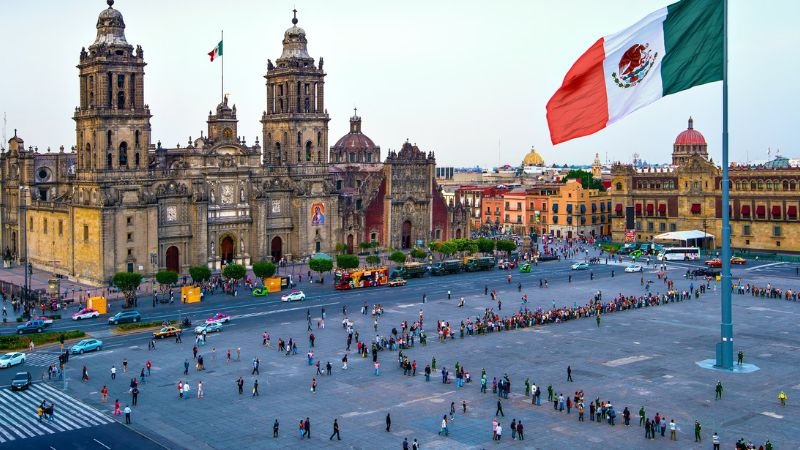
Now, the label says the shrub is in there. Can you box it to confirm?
[0,330,86,350]
[116,320,177,332]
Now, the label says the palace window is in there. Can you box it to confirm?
[58,220,63,236]
[127,232,133,242]
[43,219,48,235]
[659,222,666,232]
[669,223,677,232]
[83,225,89,241]
[743,224,751,236]
[773,225,782,237]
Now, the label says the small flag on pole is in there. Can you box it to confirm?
[208,40,223,62]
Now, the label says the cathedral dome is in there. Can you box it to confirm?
[333,113,377,151]
[92,0,129,49]
[522,147,544,166]
[278,9,312,61]
[674,117,706,146]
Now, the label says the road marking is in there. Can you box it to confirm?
[761,411,783,419]
[93,438,111,449]
[341,390,455,418]
[603,355,652,367]
[746,262,786,271]
[231,301,340,321]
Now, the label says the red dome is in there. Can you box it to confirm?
[333,132,376,150]
[674,117,706,146]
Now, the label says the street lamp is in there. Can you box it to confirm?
[702,219,708,251]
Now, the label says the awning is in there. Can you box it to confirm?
[646,204,654,214]
[658,204,667,214]
[654,230,715,242]
[772,205,782,217]
[691,203,701,214]
[615,204,623,212]
[788,205,797,217]
[741,205,751,216]
[756,205,766,216]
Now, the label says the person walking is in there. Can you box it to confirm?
[715,381,723,400]
[670,419,677,441]
[439,415,448,436]
[737,350,744,366]
[131,386,139,406]
[495,399,504,417]
[712,431,720,449]
[197,381,203,399]
[101,385,108,402]
[329,419,340,440]
[111,365,116,380]
[113,399,122,416]
[304,417,311,439]
[252,379,259,396]
[778,391,788,406]
[639,406,646,426]
[516,420,524,440]
[273,419,279,438]
[386,413,391,432]
[124,405,132,424]
[237,377,244,395]
[694,420,702,442]
[183,359,190,376]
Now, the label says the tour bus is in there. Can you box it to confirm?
[657,247,700,261]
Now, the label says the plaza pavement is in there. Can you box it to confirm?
[10,253,793,450]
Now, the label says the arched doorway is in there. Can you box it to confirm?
[221,236,234,264]
[346,234,354,254]
[456,228,462,239]
[271,236,282,262]
[401,220,412,249]
[165,246,179,273]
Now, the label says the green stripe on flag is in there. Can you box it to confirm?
[217,40,223,57]
[661,0,723,96]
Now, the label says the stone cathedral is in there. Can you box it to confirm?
[0,1,466,286]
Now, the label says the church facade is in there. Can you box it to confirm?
[0,1,463,286]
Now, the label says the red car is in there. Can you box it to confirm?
[205,313,231,324]
[730,257,748,265]
[704,259,722,268]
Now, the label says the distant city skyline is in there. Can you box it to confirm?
[1,0,796,167]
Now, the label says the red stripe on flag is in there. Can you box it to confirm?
[546,38,609,145]
[208,50,216,62]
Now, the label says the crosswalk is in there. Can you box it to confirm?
[24,352,60,367]
[0,382,113,444]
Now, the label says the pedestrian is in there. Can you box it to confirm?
[299,419,306,439]
[511,418,517,440]
[737,350,744,366]
[516,420,524,440]
[124,405,132,424]
[715,381,723,400]
[326,361,332,376]
[386,413,391,432]
[311,377,317,393]
[197,381,203,398]
[778,390,788,406]
[273,419,279,438]
[304,417,311,439]
[101,385,108,402]
[183,382,190,399]
[712,431,720,449]
[694,420,702,442]
[495,399,504,417]
[670,419,677,440]
[329,418,340,440]
[131,386,139,406]
[111,365,116,380]
[82,365,89,382]
[237,347,241,361]
[439,415,448,436]
[146,360,152,376]
[639,406,646,426]
[623,406,630,426]
[226,349,231,364]
[567,365,573,382]
[113,399,122,416]
[645,418,652,439]
[237,376,244,395]
[462,400,467,414]
[253,379,259,396]
[183,359,189,376]
[496,421,502,440]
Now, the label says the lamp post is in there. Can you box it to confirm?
[19,186,30,307]
[702,219,708,252]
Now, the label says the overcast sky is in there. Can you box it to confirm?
[1,0,796,168]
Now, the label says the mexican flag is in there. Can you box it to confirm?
[208,40,223,62]
[546,0,723,145]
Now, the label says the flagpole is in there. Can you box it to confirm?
[716,0,733,370]
[221,30,224,104]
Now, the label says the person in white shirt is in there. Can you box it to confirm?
[496,423,503,440]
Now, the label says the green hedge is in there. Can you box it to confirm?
[116,320,177,332]
[0,330,85,351]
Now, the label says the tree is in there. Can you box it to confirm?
[477,238,496,254]
[439,242,457,259]
[410,247,427,260]
[335,243,348,255]
[112,272,143,308]
[562,169,605,191]
[496,239,517,256]
[358,241,373,252]
[388,251,407,265]
[252,261,276,279]
[336,254,360,270]
[189,265,211,284]
[309,257,333,281]
[155,271,178,293]
[222,263,246,281]
[365,255,380,266]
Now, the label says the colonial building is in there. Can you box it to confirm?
[0,1,462,286]
[610,118,800,252]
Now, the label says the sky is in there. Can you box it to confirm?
[1,0,797,168]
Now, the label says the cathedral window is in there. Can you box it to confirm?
[297,132,302,146]
[30,218,34,232]
[750,181,756,190]
[107,153,113,169]
[107,130,112,149]
[278,99,283,112]
[317,132,321,147]
[117,74,125,88]
[304,97,310,113]
[107,73,112,107]
[117,90,125,109]
[84,225,89,241]
[129,74,136,108]
[367,153,372,163]
[356,199,362,210]
[119,142,128,166]
[297,151,301,162]
[135,152,140,167]
[58,220,63,236]
[306,142,312,161]
[349,153,355,163]
[317,151,321,162]
[135,130,141,148]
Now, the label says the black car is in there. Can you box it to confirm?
[16,319,46,335]
[11,371,32,391]
[108,311,142,325]
[692,268,720,277]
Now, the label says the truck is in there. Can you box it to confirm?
[392,262,428,279]
[464,256,496,272]
[430,259,464,276]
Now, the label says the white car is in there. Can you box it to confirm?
[72,308,100,320]
[0,352,26,369]
[281,290,306,302]
[571,262,590,270]
[624,264,643,273]
[194,322,223,334]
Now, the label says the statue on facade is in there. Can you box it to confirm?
[210,189,215,204]
[267,59,274,70]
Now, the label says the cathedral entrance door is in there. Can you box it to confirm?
[166,246,179,273]
[271,236,282,263]
[346,234,354,255]
[401,220,412,249]
[221,236,234,264]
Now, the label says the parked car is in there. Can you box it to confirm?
[70,339,103,354]
[16,319,46,335]
[571,262,590,270]
[108,310,142,325]
[153,326,182,339]
[705,259,722,268]
[730,256,748,265]
[388,278,407,287]
[624,264,643,273]
[205,313,231,324]
[281,290,306,302]
[11,371,32,391]
[692,268,721,277]
[194,322,223,334]
[0,352,25,369]
[72,308,100,321]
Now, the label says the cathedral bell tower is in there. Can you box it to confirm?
[261,9,330,169]
[73,0,152,175]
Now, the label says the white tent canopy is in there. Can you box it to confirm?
[654,230,715,247]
